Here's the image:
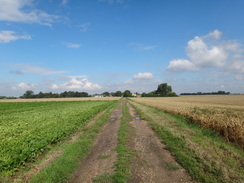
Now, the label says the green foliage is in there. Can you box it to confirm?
[156,83,172,95]
[141,83,177,97]
[102,92,110,97]
[23,90,34,98]
[30,101,119,183]
[0,100,116,177]
[165,163,180,170]
[93,173,113,183]
[123,90,132,97]
[20,90,90,98]
[111,91,122,97]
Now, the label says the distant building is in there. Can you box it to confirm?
[94,94,103,97]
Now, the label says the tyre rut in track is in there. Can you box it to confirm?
[127,101,198,183]
[69,103,122,183]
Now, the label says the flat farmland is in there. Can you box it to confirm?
[0,97,120,103]
[131,95,244,149]
[0,100,118,177]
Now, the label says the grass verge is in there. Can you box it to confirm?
[29,100,119,183]
[112,100,135,183]
[129,100,244,183]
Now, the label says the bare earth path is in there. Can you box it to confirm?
[69,100,198,183]
[69,103,122,183]
[127,102,198,183]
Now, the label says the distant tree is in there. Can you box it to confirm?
[60,91,68,98]
[23,90,34,98]
[141,83,177,97]
[52,93,59,98]
[155,83,172,96]
[45,92,53,98]
[110,92,115,96]
[123,90,132,97]
[114,91,122,97]
[67,91,75,97]
[102,92,110,97]
[80,92,89,97]
[38,91,45,98]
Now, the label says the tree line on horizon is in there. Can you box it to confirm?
[16,90,136,99]
[180,91,230,95]
[0,83,179,99]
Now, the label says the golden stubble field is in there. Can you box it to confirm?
[131,95,244,149]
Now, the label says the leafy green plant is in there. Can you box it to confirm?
[0,100,117,178]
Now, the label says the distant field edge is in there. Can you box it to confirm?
[0,97,121,102]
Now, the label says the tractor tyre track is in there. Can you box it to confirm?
[127,101,198,183]
[69,103,122,183]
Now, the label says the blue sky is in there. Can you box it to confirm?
[0,0,244,96]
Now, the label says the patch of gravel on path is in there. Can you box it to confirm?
[127,102,198,183]
[69,104,122,183]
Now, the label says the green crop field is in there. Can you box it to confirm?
[0,100,117,177]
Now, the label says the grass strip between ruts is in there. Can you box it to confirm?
[30,100,120,183]
[112,100,135,183]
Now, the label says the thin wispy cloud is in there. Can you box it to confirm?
[79,23,90,32]
[63,42,81,48]
[130,43,157,51]
[61,0,69,6]
[13,63,68,75]
[0,30,31,43]
[9,70,24,75]
[103,73,128,77]
[98,0,125,4]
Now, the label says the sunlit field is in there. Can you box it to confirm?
[0,97,120,103]
[131,95,244,148]
[0,100,118,176]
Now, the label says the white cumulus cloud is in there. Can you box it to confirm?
[0,30,31,43]
[0,0,59,25]
[204,29,222,40]
[134,72,153,79]
[50,76,101,90]
[12,82,36,90]
[186,35,227,67]
[167,29,244,78]
[167,59,198,72]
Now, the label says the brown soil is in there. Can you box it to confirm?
[127,102,198,183]
[69,103,122,183]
